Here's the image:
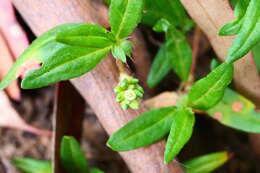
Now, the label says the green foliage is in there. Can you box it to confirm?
[107,107,176,151]
[13,158,52,173]
[219,0,249,36]
[153,18,171,33]
[226,0,260,63]
[253,42,260,72]
[60,136,88,173]
[207,88,260,133]
[0,0,145,90]
[147,43,172,87]
[167,28,192,81]
[147,26,192,87]
[109,0,144,40]
[184,151,229,173]
[142,0,190,29]
[164,107,195,163]
[188,62,234,110]
[114,76,144,110]
[89,168,105,173]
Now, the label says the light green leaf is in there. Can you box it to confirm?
[167,28,192,81]
[227,0,260,63]
[112,45,126,62]
[107,107,176,151]
[60,136,88,173]
[164,107,195,163]
[188,62,233,110]
[90,168,105,173]
[12,158,52,173]
[207,88,260,133]
[153,18,171,33]
[219,0,249,36]
[147,43,171,88]
[184,151,229,173]
[120,40,132,57]
[109,0,144,40]
[219,19,243,36]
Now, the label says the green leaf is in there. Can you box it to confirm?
[184,151,229,173]
[60,136,88,173]
[164,107,195,163]
[112,45,126,62]
[188,62,234,110]
[219,19,243,36]
[120,40,132,57]
[219,0,249,36]
[207,88,260,133]
[167,28,192,81]
[0,23,85,90]
[147,43,172,87]
[226,0,260,63]
[0,23,113,89]
[142,0,188,28]
[90,168,105,173]
[12,158,52,173]
[109,0,144,40]
[253,42,260,72]
[153,18,171,33]
[210,58,221,70]
[107,107,176,151]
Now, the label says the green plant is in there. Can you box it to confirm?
[13,136,104,173]
[2,0,260,170]
[107,0,260,165]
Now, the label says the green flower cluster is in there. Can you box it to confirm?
[114,76,144,110]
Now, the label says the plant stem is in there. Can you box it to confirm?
[190,26,202,80]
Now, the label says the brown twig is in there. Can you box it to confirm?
[190,26,202,78]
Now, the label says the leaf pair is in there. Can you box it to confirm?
[107,106,195,163]
[147,25,192,87]
[0,0,144,90]
[221,0,260,63]
[60,136,104,173]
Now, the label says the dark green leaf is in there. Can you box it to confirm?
[60,136,88,173]
[167,28,192,81]
[142,0,187,28]
[153,18,171,33]
[12,158,52,173]
[90,168,105,173]
[147,43,171,87]
[184,151,229,173]
[109,0,144,40]
[107,107,176,151]
[188,62,233,110]
[207,88,260,133]
[227,0,260,63]
[253,42,260,72]
[164,107,195,163]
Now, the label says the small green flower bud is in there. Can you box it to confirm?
[114,76,144,110]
